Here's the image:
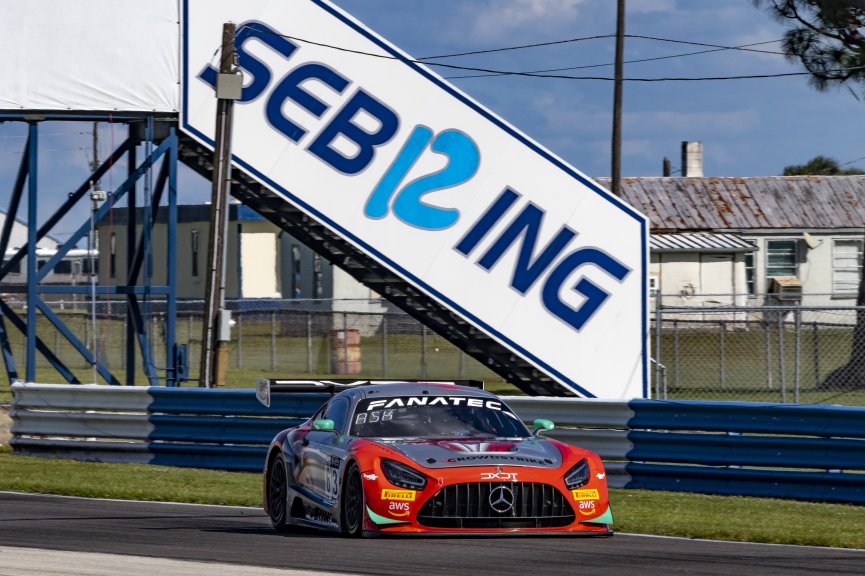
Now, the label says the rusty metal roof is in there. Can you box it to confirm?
[594,176,865,232]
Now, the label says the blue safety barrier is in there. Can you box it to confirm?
[10,384,865,504]
[624,399,865,504]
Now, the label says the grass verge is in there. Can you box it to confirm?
[0,447,862,549]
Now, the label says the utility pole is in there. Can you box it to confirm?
[91,121,101,189]
[611,0,626,197]
[200,22,241,388]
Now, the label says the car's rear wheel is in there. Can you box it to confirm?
[341,463,364,537]
[267,453,290,532]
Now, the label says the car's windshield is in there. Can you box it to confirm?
[349,395,531,438]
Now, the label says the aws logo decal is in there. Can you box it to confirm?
[388,501,411,517]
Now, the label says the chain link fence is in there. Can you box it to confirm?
[0,297,504,394]
[652,293,865,405]
[2,295,865,406]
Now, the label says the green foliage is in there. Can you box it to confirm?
[783,155,865,175]
[754,0,865,96]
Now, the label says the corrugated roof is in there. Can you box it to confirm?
[650,232,755,252]
[594,176,865,232]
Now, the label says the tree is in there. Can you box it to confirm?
[755,1,865,391]
[782,155,865,174]
[755,0,865,95]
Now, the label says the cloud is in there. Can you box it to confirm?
[626,109,760,135]
[629,0,676,14]
[458,0,588,43]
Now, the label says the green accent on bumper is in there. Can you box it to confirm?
[366,506,409,525]
[582,505,614,526]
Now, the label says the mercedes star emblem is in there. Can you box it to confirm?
[488,485,515,513]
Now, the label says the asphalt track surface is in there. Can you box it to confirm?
[1,492,863,576]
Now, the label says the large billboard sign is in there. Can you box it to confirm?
[182,0,648,398]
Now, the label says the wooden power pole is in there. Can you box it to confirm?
[200,22,241,388]
[611,0,626,197]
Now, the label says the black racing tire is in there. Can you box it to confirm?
[267,453,291,532]
[341,463,364,537]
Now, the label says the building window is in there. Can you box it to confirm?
[191,229,200,277]
[82,258,98,275]
[2,259,21,274]
[766,240,797,277]
[832,239,862,295]
[744,240,757,295]
[291,245,302,298]
[648,276,659,296]
[313,253,323,299]
[110,233,116,279]
[54,260,72,275]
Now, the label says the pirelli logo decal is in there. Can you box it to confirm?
[381,489,416,501]
[572,489,599,501]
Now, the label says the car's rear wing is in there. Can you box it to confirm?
[255,378,484,407]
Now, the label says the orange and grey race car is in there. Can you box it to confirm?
[261,380,612,537]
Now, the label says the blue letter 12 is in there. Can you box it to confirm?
[365,126,479,230]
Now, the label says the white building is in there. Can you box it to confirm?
[595,173,865,308]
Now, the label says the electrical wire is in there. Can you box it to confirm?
[447,40,784,80]
[419,34,785,60]
[417,34,616,59]
[236,24,858,82]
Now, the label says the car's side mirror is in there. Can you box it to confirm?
[532,418,555,436]
[312,418,336,432]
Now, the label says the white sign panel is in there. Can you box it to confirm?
[182,0,649,398]
[0,0,179,113]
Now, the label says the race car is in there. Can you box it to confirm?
[260,379,613,536]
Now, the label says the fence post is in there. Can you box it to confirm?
[459,350,465,379]
[766,319,773,390]
[673,319,679,391]
[794,308,801,403]
[270,311,276,371]
[812,321,820,387]
[778,312,786,403]
[654,292,662,398]
[237,313,243,369]
[382,313,389,378]
[120,317,127,373]
[719,320,726,389]
[421,324,428,379]
[306,312,313,374]
[343,312,349,374]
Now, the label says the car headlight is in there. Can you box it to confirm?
[564,459,590,489]
[381,459,427,490]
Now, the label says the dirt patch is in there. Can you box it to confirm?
[0,405,11,447]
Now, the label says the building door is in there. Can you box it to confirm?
[700,253,735,305]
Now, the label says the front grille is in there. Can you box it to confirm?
[417,482,575,529]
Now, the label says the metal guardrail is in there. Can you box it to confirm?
[10,384,865,503]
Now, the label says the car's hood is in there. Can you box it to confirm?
[373,437,562,469]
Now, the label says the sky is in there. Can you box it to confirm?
[2,0,864,244]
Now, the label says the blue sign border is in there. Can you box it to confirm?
[180,0,649,398]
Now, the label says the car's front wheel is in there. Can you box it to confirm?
[267,453,291,532]
[341,463,364,537]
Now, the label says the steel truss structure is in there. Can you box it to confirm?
[0,113,181,386]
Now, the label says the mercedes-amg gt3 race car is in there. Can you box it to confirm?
[260,379,613,536]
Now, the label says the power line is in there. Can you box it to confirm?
[626,34,784,56]
[237,24,859,82]
[842,155,865,166]
[448,40,784,80]
[417,33,784,60]
[417,34,615,60]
